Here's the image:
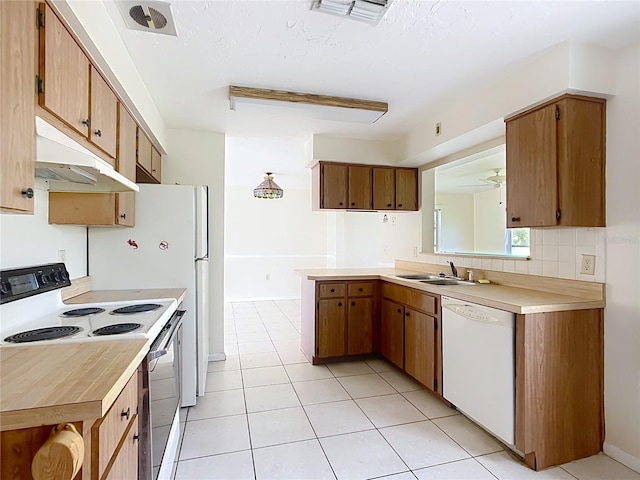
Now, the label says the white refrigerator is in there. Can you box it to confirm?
[88,184,209,407]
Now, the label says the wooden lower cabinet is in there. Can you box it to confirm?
[311,281,375,361]
[404,308,436,391]
[0,369,141,480]
[380,299,404,369]
[317,298,347,358]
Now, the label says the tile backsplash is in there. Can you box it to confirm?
[420,227,606,283]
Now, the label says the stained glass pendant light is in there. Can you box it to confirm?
[253,172,284,199]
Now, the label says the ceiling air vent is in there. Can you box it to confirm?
[116,1,177,36]
[311,0,392,25]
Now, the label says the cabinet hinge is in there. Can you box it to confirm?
[36,7,45,29]
[434,379,438,390]
[35,75,44,94]
[555,106,560,120]
[556,209,561,221]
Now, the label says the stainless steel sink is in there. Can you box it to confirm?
[394,274,442,280]
[419,279,477,286]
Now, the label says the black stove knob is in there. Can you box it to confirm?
[38,274,50,285]
[0,282,9,294]
[60,271,69,281]
[52,272,62,282]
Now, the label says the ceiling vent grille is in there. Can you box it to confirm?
[116,1,177,36]
[311,0,392,25]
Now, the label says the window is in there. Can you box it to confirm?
[509,228,530,256]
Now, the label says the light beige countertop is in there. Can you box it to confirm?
[0,339,148,431]
[65,288,187,305]
[296,268,605,314]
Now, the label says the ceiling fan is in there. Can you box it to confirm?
[483,169,506,188]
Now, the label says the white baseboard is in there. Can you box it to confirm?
[225,296,301,302]
[604,442,640,473]
[208,352,226,362]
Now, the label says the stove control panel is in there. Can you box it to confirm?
[0,263,71,305]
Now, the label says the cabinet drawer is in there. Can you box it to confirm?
[382,283,437,315]
[318,283,346,298]
[348,282,373,297]
[94,372,138,478]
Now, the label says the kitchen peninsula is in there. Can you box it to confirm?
[297,262,605,471]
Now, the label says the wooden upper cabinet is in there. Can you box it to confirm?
[322,163,348,209]
[395,168,418,211]
[116,105,137,227]
[89,67,118,161]
[348,165,372,209]
[137,128,152,173]
[373,167,395,210]
[151,147,162,182]
[39,3,90,137]
[1,1,35,214]
[506,94,605,228]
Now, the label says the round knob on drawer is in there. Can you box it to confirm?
[338,302,343,307]
[387,203,392,207]
[330,289,335,293]
[405,312,410,317]
[21,188,34,199]
[351,202,355,206]
[351,301,356,306]
[398,203,403,207]
[511,216,520,222]
[94,129,102,137]
[358,288,363,292]
[121,407,130,420]
[339,202,343,206]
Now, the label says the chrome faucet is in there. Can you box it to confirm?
[448,261,458,278]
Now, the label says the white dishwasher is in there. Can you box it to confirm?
[441,296,515,445]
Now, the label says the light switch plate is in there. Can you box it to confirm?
[581,254,596,275]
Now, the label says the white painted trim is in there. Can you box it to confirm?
[208,352,227,362]
[225,296,301,302]
[603,443,640,473]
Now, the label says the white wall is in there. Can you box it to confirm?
[602,41,640,470]
[474,188,507,254]
[435,193,474,253]
[162,129,226,357]
[312,135,401,165]
[224,137,328,301]
[0,180,87,278]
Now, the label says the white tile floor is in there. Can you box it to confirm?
[174,300,640,480]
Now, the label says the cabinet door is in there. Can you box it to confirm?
[137,128,152,173]
[348,165,372,209]
[404,309,435,390]
[395,169,418,211]
[105,416,139,480]
[317,299,346,358]
[381,299,404,368]
[89,67,117,161]
[321,163,348,209]
[1,1,35,214]
[348,297,373,355]
[373,167,395,210]
[40,4,90,137]
[506,103,558,227]
[151,146,162,182]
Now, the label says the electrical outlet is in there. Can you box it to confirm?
[58,250,66,262]
[581,254,595,275]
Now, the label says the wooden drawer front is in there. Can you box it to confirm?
[95,373,138,478]
[348,282,373,297]
[318,283,346,298]
[105,415,138,480]
[382,283,437,315]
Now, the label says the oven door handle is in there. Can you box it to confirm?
[149,309,185,358]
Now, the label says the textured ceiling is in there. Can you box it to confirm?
[103,0,640,140]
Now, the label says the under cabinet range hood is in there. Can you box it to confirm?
[35,117,139,193]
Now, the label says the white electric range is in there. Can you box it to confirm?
[0,262,183,480]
